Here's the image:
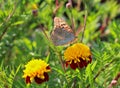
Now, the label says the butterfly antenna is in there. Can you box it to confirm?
[80,6,87,42]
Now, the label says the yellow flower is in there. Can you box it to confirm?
[64,43,92,69]
[31,4,38,16]
[32,4,38,10]
[23,59,51,84]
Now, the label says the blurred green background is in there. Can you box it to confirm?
[0,0,120,88]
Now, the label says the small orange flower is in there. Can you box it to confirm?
[23,59,51,84]
[64,43,92,70]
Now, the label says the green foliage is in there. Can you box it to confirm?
[0,0,120,88]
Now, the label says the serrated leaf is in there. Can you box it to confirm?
[91,61,97,71]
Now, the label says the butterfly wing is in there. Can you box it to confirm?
[51,17,75,46]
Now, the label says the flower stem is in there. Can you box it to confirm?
[0,1,18,41]
[57,51,66,72]
[80,9,87,43]
[39,25,50,41]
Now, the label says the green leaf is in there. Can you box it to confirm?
[86,64,94,88]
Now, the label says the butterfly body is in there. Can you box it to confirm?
[51,17,76,46]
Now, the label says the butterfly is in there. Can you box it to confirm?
[50,17,76,46]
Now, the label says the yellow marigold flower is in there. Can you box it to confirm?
[32,4,38,16]
[23,59,51,84]
[32,4,38,10]
[64,43,92,70]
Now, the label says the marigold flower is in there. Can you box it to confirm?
[32,4,38,10]
[23,59,51,84]
[32,4,38,16]
[64,43,92,70]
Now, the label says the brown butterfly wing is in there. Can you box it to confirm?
[51,17,75,46]
[53,17,73,32]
